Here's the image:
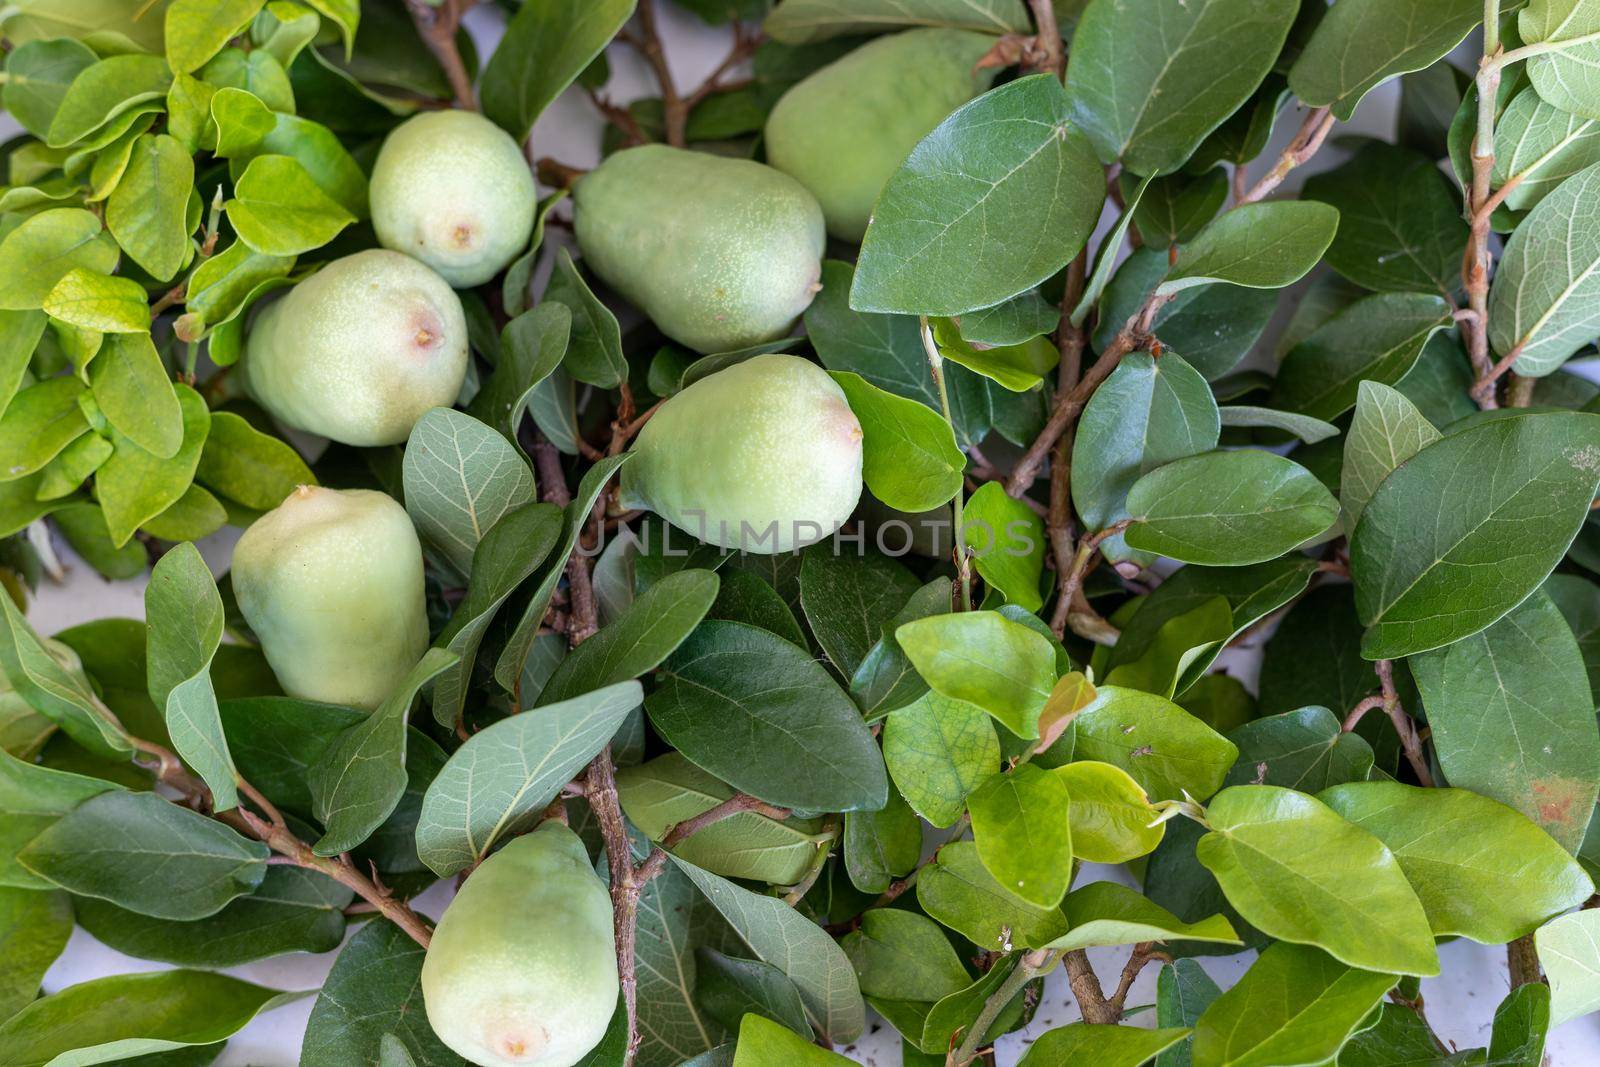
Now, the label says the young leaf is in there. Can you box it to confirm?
[1351,411,1600,658]
[42,268,149,333]
[145,542,236,810]
[1055,760,1164,864]
[90,332,183,459]
[105,132,195,281]
[1044,881,1239,952]
[961,482,1046,612]
[1064,0,1294,175]
[1073,686,1238,801]
[1017,1023,1193,1067]
[930,318,1058,391]
[226,153,356,255]
[1196,785,1439,976]
[1320,781,1594,944]
[1156,202,1339,296]
[895,611,1056,738]
[883,691,1000,828]
[1124,450,1338,566]
[1409,590,1600,853]
[96,383,212,547]
[851,75,1105,316]
[0,208,120,311]
[827,370,965,513]
[646,620,889,812]
[1190,942,1398,1067]
[415,680,642,877]
[731,1013,850,1066]
[968,763,1073,908]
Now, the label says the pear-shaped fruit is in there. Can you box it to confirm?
[765,28,998,242]
[573,145,825,354]
[231,486,428,710]
[422,823,618,1067]
[241,249,468,447]
[370,110,537,288]
[622,354,863,553]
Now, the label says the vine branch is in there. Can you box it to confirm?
[405,0,477,111]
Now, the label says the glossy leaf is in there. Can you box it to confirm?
[1157,202,1339,296]
[896,610,1056,737]
[883,690,1001,828]
[967,763,1073,908]
[482,0,638,141]
[1045,881,1239,951]
[1289,0,1481,119]
[842,908,970,1002]
[1073,686,1238,801]
[824,366,965,514]
[962,481,1046,611]
[1018,1023,1193,1067]
[1272,292,1454,421]
[1055,760,1165,863]
[226,153,356,255]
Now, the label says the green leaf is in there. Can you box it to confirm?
[1341,381,1441,531]
[226,154,356,255]
[1547,572,1600,704]
[1218,405,1340,444]
[731,1014,851,1066]
[1321,781,1594,944]
[1303,139,1468,295]
[930,319,1058,392]
[145,542,236,810]
[959,289,1060,347]
[46,53,172,148]
[1157,202,1339,296]
[843,786,921,894]
[1125,450,1338,566]
[545,247,627,389]
[633,856,733,1065]
[18,790,268,920]
[1044,880,1239,951]
[1063,0,1294,175]
[0,593,130,759]
[89,332,182,459]
[671,854,865,1043]
[468,301,570,449]
[106,133,195,282]
[1489,159,1600,376]
[307,648,457,856]
[901,953,1033,1054]
[97,383,211,547]
[1,38,97,139]
[1018,1023,1193,1067]
[0,969,300,1067]
[43,268,149,333]
[763,0,1027,42]
[428,501,564,728]
[1536,908,1600,1026]
[827,370,964,513]
[415,680,642,877]
[1190,942,1398,1067]
[402,408,535,582]
[962,481,1046,611]
[1488,982,1550,1067]
[695,959,807,1049]
[895,610,1056,738]
[1072,350,1219,564]
[1196,784,1439,976]
[851,576,952,720]
[0,208,120,312]
[1410,589,1600,853]
[916,839,1071,950]
[481,0,637,142]
[842,908,970,1002]
[301,919,462,1067]
[1272,293,1453,421]
[1223,707,1375,794]
[0,748,122,889]
[1156,960,1221,1067]
[1288,0,1481,120]
[1126,168,1229,248]
[967,763,1073,908]
[1055,760,1164,863]
[0,887,71,1020]
[1073,685,1237,801]
[1335,1002,1478,1067]
[1521,0,1600,121]
[883,690,1000,828]
[618,753,828,884]
[194,410,314,510]
[800,546,920,677]
[647,620,889,812]
[1351,411,1600,658]
[851,75,1105,316]
[74,865,352,967]
[165,0,268,72]
[0,377,89,482]
[540,568,718,706]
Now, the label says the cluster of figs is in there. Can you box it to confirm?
[228,27,995,1067]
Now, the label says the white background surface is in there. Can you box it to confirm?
[20,4,1600,1064]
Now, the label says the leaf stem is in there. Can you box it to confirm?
[921,317,972,610]
[949,948,1060,1065]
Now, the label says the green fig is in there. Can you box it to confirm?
[573,145,825,354]
[370,110,537,288]
[231,486,428,710]
[241,249,468,446]
[765,28,998,242]
[622,354,863,553]
[422,823,618,1067]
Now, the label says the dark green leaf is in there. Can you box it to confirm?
[1272,292,1454,421]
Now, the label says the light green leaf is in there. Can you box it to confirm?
[1341,381,1440,531]
[1197,785,1439,976]
[43,268,149,334]
[1,38,97,139]
[1157,202,1339,296]
[0,377,89,482]
[1045,881,1239,951]
[841,908,971,1002]
[226,154,356,255]
[0,887,72,1020]
[1350,411,1600,658]
[106,133,194,282]
[97,383,211,546]
[1321,781,1594,944]
[1073,685,1237,802]
[415,680,642,876]
[731,1014,851,1066]
[46,53,172,148]
[165,0,269,73]
[930,318,1057,391]
[916,840,1071,950]
[896,610,1056,738]
[1521,0,1600,121]
[1493,83,1600,216]
[828,370,964,513]
[403,408,536,583]
[1190,942,1398,1067]
[90,331,182,459]
[1289,0,1482,120]
[1124,450,1338,566]
[1064,0,1294,175]
[961,481,1045,611]
[851,75,1105,316]
[968,763,1073,908]
[883,690,1000,828]
[1536,909,1600,1026]
[194,409,315,510]
[1018,1022,1193,1067]
[1055,760,1164,864]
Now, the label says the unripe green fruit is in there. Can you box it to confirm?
[573,145,825,354]
[765,28,998,242]
[370,110,537,287]
[241,250,468,446]
[622,354,863,553]
[231,486,428,710]
[422,823,618,1067]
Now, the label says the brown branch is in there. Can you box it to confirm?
[632,0,687,148]
[1026,0,1063,77]
[404,0,476,110]
[683,23,761,110]
[1048,254,1087,639]
[1347,662,1434,786]
[1238,105,1334,204]
[584,88,650,147]
[1508,933,1542,987]
[663,794,791,850]
[1106,943,1170,1015]
[1062,949,1120,1025]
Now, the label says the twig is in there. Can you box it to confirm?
[1106,943,1169,1015]
[1507,933,1542,986]
[921,318,973,609]
[1238,105,1334,203]
[949,948,1060,1065]
[404,0,476,111]
[1062,949,1120,1025]
[632,0,687,148]
[1463,5,1503,404]
[585,88,650,146]
[1047,253,1088,639]
[1025,0,1063,77]
[1345,662,1434,786]
[683,24,761,110]
[662,794,791,850]
[1057,519,1134,628]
